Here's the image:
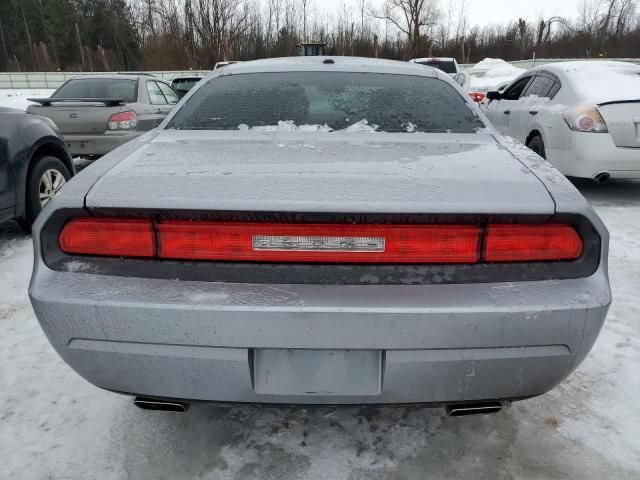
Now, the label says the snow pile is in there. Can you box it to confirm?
[343,119,379,133]
[468,58,525,91]
[0,89,54,111]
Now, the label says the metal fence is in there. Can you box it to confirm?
[0,71,211,89]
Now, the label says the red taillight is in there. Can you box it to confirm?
[157,222,481,264]
[59,218,154,257]
[468,92,486,103]
[58,219,584,265]
[107,111,138,130]
[485,225,583,262]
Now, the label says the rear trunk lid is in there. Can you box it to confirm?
[27,102,125,134]
[599,101,640,148]
[568,62,640,148]
[85,130,555,215]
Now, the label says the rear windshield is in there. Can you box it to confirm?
[53,78,137,102]
[168,72,483,133]
[415,60,457,74]
[172,78,201,91]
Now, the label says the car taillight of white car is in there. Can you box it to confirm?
[563,106,609,133]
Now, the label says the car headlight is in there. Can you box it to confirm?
[563,106,608,133]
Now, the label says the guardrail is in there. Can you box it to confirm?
[2,59,639,89]
[0,71,211,89]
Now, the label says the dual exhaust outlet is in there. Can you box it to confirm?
[133,397,505,417]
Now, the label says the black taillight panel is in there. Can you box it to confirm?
[42,209,601,286]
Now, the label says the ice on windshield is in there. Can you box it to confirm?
[237,121,334,132]
[168,72,485,133]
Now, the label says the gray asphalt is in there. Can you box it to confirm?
[1,175,639,480]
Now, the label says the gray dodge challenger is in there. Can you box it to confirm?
[30,57,611,415]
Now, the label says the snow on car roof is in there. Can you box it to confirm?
[468,58,526,91]
[541,61,640,103]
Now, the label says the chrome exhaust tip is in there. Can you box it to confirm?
[446,402,504,417]
[594,172,611,184]
[134,397,189,413]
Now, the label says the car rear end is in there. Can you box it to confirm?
[27,76,145,157]
[29,59,611,408]
[29,142,611,407]
[560,62,640,180]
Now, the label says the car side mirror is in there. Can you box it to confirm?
[486,91,501,101]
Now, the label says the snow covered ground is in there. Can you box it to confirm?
[0,89,54,110]
[0,174,639,479]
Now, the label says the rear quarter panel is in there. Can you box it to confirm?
[499,133,609,266]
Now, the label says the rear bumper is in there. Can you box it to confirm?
[63,131,143,156]
[551,132,640,179]
[30,266,611,405]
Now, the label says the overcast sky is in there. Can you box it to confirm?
[320,0,581,26]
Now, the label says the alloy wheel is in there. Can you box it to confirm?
[39,168,67,208]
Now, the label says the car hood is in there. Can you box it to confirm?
[85,130,555,214]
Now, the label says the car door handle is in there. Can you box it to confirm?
[529,111,538,116]
[503,110,511,115]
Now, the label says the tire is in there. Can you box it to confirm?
[527,135,546,159]
[19,156,72,232]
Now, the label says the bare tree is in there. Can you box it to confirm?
[455,0,470,61]
[437,0,455,50]
[301,0,311,40]
[375,0,440,57]
[356,0,368,37]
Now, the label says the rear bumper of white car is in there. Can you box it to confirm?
[552,132,640,179]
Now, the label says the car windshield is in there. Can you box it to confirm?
[172,78,201,91]
[52,78,137,102]
[168,72,483,133]
[415,60,457,74]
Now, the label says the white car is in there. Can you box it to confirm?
[484,61,640,182]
